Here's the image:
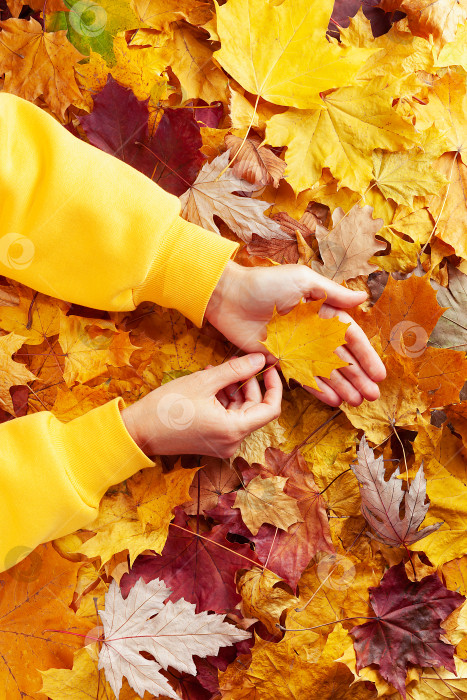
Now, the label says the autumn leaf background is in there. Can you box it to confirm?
[1,0,467,697]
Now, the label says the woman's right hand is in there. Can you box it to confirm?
[120,353,282,459]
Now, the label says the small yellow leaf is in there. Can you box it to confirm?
[260,298,350,391]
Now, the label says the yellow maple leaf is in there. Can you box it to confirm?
[130,24,229,105]
[265,77,417,193]
[372,147,448,207]
[0,332,37,414]
[259,298,350,392]
[0,284,70,345]
[64,460,199,568]
[58,313,140,387]
[237,567,299,635]
[213,0,374,109]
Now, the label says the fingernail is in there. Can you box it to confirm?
[248,353,265,368]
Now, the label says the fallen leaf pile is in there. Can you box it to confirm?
[1,0,467,697]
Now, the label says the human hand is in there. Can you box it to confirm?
[120,353,282,458]
[205,261,386,408]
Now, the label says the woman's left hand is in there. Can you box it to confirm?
[205,261,386,408]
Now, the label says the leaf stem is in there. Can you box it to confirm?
[276,615,377,632]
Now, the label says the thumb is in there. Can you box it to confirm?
[205,353,265,394]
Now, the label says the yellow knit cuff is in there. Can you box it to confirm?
[132,217,240,327]
[55,396,155,508]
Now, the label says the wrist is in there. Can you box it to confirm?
[205,260,246,324]
[120,403,149,455]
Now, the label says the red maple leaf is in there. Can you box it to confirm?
[350,561,465,697]
[119,507,259,613]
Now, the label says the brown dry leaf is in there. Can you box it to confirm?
[247,210,319,264]
[179,150,288,242]
[0,332,37,413]
[131,0,213,31]
[312,204,386,283]
[233,474,303,536]
[225,133,286,188]
[380,0,467,46]
[352,434,442,547]
[0,285,19,307]
[0,17,87,119]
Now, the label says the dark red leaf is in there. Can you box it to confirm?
[193,101,224,128]
[78,74,155,175]
[146,108,206,196]
[350,561,465,698]
[79,75,205,196]
[119,507,259,613]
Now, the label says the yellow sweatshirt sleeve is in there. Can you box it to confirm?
[0,91,240,327]
[0,92,240,574]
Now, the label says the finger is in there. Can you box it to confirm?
[237,365,282,432]
[333,343,381,401]
[300,268,368,308]
[242,372,262,405]
[226,382,244,410]
[342,317,386,382]
[319,370,364,407]
[303,377,342,407]
[216,388,230,409]
[206,353,266,394]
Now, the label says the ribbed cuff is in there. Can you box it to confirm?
[132,216,240,327]
[55,397,155,508]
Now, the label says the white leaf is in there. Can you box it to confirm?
[179,150,288,242]
[97,576,251,699]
